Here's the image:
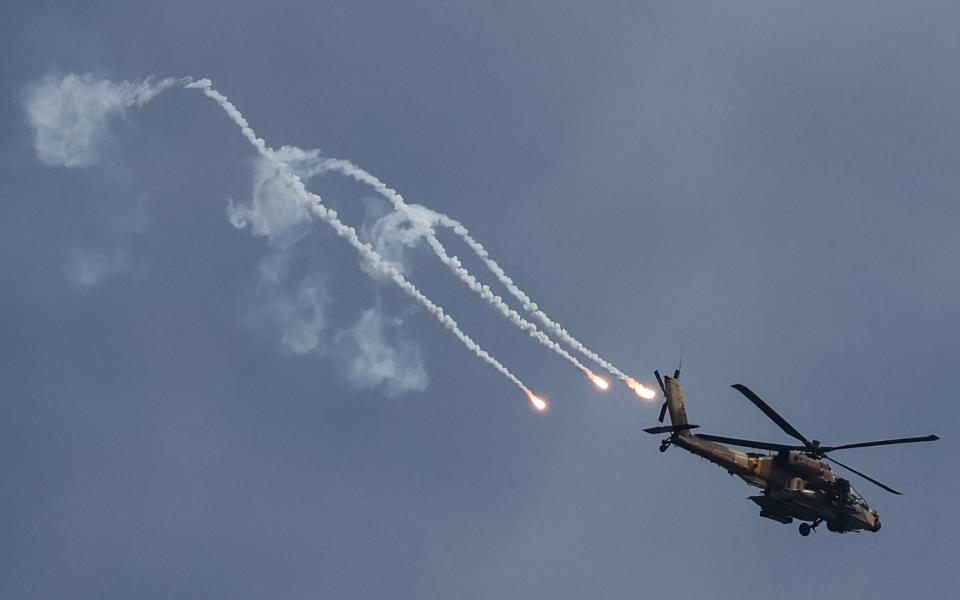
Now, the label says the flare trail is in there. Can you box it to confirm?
[184,79,544,410]
[318,158,655,399]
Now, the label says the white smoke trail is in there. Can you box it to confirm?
[421,233,593,377]
[183,79,544,409]
[317,159,655,397]
[314,159,606,384]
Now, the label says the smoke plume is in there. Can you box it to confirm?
[22,73,178,168]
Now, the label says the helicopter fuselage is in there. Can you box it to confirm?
[667,431,881,533]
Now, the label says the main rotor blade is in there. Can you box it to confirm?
[695,433,799,452]
[825,456,902,495]
[731,384,812,447]
[820,434,940,453]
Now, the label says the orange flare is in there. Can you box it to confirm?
[588,371,610,391]
[626,378,657,401]
[527,391,548,412]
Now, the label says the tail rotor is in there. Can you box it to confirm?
[654,359,681,423]
[654,369,668,422]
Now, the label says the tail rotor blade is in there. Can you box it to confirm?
[658,402,668,423]
[654,370,665,394]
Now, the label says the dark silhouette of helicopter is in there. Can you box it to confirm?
[645,367,939,536]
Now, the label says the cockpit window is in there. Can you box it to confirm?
[850,485,869,508]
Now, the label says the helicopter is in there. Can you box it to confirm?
[644,367,939,536]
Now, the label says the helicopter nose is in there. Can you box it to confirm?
[871,512,882,532]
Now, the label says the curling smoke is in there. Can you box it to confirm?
[317,159,657,400]
[184,78,546,411]
[22,73,183,168]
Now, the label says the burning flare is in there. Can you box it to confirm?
[526,391,548,412]
[587,371,610,391]
[626,378,657,401]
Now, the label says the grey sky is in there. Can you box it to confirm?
[1,2,958,598]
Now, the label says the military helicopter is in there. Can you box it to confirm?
[644,368,939,536]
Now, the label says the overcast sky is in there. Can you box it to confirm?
[1,2,958,598]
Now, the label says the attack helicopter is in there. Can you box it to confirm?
[644,368,939,536]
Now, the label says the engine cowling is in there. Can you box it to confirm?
[785,452,826,478]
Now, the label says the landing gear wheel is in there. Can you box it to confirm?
[799,523,811,537]
[659,441,670,453]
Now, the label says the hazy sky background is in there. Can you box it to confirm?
[2,2,958,598]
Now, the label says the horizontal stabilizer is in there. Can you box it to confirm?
[643,424,700,435]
